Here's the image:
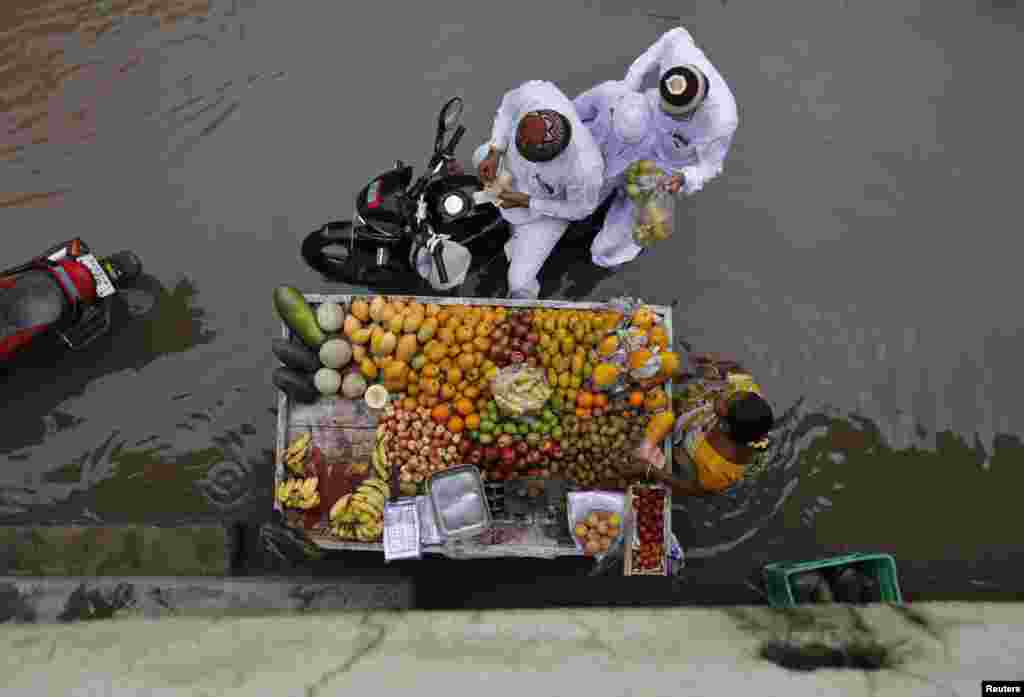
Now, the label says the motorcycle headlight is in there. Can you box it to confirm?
[442,193,465,216]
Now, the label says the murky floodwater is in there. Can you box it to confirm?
[1,0,1022,598]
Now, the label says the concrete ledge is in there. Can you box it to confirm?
[0,525,231,576]
[1,601,1022,696]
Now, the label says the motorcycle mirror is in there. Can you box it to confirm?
[435,97,464,152]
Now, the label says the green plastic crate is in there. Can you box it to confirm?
[761,553,903,607]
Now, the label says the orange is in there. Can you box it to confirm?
[447,416,465,433]
[658,351,682,378]
[628,348,654,371]
[455,398,475,416]
[465,413,480,430]
[575,407,592,419]
[594,393,609,409]
[631,307,657,330]
[597,335,620,357]
[628,391,644,408]
[593,362,620,389]
[421,364,440,379]
[432,404,451,423]
[648,325,670,351]
[576,392,594,409]
[436,309,451,324]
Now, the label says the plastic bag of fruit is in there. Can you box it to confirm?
[624,160,675,248]
[491,365,553,417]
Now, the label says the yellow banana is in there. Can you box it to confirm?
[356,483,386,504]
[361,479,390,499]
[350,495,382,518]
[329,494,351,522]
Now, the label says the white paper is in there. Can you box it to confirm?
[383,500,421,561]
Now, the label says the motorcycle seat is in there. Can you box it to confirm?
[0,270,69,338]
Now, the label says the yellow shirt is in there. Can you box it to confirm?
[674,374,764,493]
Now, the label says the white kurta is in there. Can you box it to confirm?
[484,80,605,298]
[623,27,739,196]
[574,80,661,267]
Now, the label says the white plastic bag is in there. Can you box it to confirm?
[412,238,471,291]
[624,160,675,248]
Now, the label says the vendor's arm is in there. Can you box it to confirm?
[528,157,605,221]
[675,128,736,196]
[489,85,526,153]
[650,466,709,498]
[624,27,696,91]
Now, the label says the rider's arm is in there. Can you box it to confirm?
[489,85,525,154]
[624,27,696,91]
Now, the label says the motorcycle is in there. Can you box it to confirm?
[0,238,143,361]
[301,97,510,294]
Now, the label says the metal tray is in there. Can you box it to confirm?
[427,465,492,539]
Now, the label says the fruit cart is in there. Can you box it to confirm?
[273,293,680,562]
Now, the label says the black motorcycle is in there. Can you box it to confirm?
[301,97,510,294]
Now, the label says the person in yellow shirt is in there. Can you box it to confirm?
[623,369,773,496]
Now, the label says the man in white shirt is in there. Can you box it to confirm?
[623,26,739,200]
[473,80,605,299]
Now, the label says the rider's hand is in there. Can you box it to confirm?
[497,191,530,209]
[478,151,499,183]
[665,174,684,194]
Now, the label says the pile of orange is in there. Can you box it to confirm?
[398,304,510,433]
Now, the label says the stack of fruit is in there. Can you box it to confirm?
[276,432,322,511]
[628,485,667,574]
[273,287,366,402]
[328,477,391,543]
[574,510,623,556]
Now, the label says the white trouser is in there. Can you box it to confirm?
[590,183,644,269]
[504,217,570,299]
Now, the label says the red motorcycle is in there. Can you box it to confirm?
[0,238,142,361]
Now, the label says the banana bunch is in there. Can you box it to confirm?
[329,478,390,542]
[371,436,390,481]
[283,432,312,476]
[276,477,320,510]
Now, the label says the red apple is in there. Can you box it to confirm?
[515,441,530,456]
[484,446,500,462]
[501,446,516,463]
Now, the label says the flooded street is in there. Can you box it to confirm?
[2,0,1023,602]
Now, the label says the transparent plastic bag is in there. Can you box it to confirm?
[490,365,552,417]
[624,160,675,248]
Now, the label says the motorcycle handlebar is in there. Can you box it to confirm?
[431,240,449,286]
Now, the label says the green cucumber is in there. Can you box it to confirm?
[272,338,321,373]
[273,367,319,404]
[273,286,326,349]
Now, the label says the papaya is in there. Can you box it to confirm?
[273,286,325,349]
[396,334,418,363]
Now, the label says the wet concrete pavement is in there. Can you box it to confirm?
[1,0,1023,603]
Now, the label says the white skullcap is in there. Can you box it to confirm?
[612,92,651,144]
